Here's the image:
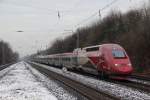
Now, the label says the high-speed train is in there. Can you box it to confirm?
[33,44,133,79]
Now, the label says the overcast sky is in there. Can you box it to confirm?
[0,0,149,57]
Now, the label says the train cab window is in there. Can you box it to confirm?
[86,47,99,52]
[112,50,126,58]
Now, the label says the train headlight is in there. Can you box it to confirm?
[128,63,132,66]
[115,64,119,67]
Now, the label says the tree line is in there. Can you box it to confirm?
[0,40,19,65]
[40,5,150,73]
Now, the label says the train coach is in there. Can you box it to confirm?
[33,44,133,79]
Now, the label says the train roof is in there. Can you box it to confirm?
[46,52,74,57]
[36,44,123,58]
[82,43,121,49]
[83,45,101,50]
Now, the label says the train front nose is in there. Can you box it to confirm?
[114,63,133,74]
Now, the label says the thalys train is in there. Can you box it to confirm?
[32,44,133,79]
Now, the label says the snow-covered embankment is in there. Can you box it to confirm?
[0,62,57,100]
[31,62,150,100]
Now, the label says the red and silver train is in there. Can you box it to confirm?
[33,44,133,79]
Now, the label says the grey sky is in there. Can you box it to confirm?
[0,0,148,57]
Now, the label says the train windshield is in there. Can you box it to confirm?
[112,50,126,58]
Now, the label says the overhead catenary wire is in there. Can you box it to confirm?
[4,0,118,23]
[74,0,119,28]
[70,0,120,49]
[4,1,84,19]
[5,0,120,33]
[57,0,83,19]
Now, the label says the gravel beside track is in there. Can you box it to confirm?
[129,75,150,82]
[109,80,150,94]
[0,62,58,100]
[68,69,150,94]
[0,63,15,71]
[0,63,16,79]
[29,62,150,100]
[25,62,86,100]
[29,62,119,100]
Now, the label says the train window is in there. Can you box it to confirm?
[62,57,70,61]
[86,47,99,52]
[112,50,126,58]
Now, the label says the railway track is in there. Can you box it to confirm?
[68,67,150,93]
[66,67,150,93]
[0,63,15,71]
[32,62,150,94]
[75,70,150,93]
[109,80,150,93]
[122,75,150,93]
[28,62,120,100]
[129,75,150,81]
[74,70,150,93]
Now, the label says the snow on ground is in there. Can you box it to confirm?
[0,63,16,79]
[32,62,150,100]
[25,62,85,100]
[0,62,57,100]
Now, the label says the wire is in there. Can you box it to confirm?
[74,0,119,28]
[5,0,119,33]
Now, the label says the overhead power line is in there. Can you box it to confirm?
[74,0,119,28]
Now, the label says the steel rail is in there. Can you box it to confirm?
[0,62,15,71]
[109,80,150,93]
[29,62,120,100]
[129,75,150,81]
[70,68,150,93]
